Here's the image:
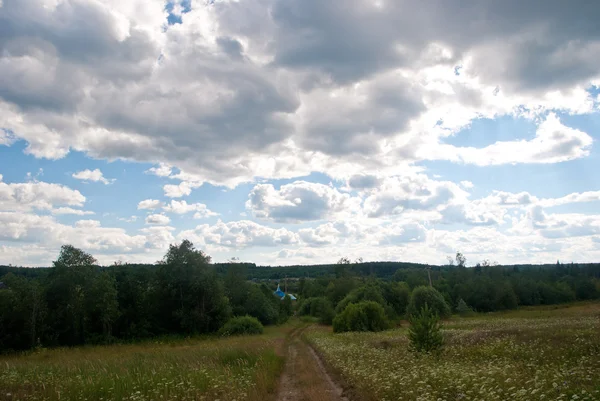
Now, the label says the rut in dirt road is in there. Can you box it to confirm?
[277,325,349,401]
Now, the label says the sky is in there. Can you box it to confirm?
[1,0,600,267]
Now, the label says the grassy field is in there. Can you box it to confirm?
[0,325,292,401]
[306,302,600,401]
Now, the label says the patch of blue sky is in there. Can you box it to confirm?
[422,112,600,199]
[165,0,192,25]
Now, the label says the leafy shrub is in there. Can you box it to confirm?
[335,284,387,313]
[244,285,279,325]
[408,304,444,353]
[407,286,451,318]
[456,298,473,316]
[219,315,264,336]
[298,297,335,324]
[333,301,389,333]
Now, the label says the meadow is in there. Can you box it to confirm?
[306,302,600,401]
[0,326,289,401]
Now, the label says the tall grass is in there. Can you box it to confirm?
[306,302,600,401]
[0,327,288,401]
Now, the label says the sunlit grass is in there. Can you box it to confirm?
[306,302,600,401]
[0,325,291,401]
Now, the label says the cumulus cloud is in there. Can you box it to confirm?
[430,114,593,166]
[52,207,95,216]
[1,0,598,188]
[0,179,86,211]
[363,174,468,218]
[0,211,146,252]
[246,181,361,223]
[72,169,114,184]
[145,214,171,225]
[146,163,173,177]
[162,200,218,218]
[137,199,162,210]
[178,220,299,248]
[164,182,194,198]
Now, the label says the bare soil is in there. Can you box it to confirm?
[276,325,349,401]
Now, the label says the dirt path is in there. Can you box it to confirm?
[276,325,349,401]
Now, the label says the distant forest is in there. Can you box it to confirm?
[1,242,599,353]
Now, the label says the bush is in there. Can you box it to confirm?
[407,286,451,318]
[333,301,389,333]
[408,304,444,353]
[335,284,387,313]
[456,298,473,316]
[298,297,335,325]
[218,316,264,336]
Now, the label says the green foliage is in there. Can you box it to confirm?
[335,283,387,314]
[218,315,264,336]
[407,286,451,319]
[456,298,473,316]
[408,303,444,353]
[278,294,294,323]
[244,285,279,325]
[298,297,335,324]
[333,301,389,333]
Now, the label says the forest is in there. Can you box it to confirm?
[1,240,599,353]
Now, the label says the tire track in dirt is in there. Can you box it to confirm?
[276,324,349,401]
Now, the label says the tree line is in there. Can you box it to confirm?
[1,244,599,352]
[0,241,292,352]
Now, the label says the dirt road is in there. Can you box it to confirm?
[276,325,348,401]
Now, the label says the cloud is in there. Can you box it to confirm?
[178,220,299,248]
[429,114,593,166]
[0,179,86,212]
[137,199,162,210]
[363,174,467,218]
[0,211,146,252]
[246,181,361,223]
[164,182,194,198]
[162,200,218,218]
[145,214,171,225]
[52,207,95,216]
[72,169,114,184]
[146,163,172,177]
[347,174,381,190]
[0,0,597,189]
[460,181,474,190]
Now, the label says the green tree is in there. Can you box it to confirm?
[407,286,451,318]
[333,301,389,333]
[45,245,97,346]
[88,271,120,342]
[408,304,444,353]
[156,240,230,333]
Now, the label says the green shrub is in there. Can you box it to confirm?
[408,303,444,353]
[335,284,387,314]
[407,286,451,318]
[298,297,335,324]
[456,298,473,316]
[218,315,264,336]
[333,301,389,333]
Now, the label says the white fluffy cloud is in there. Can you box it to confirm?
[0,178,86,212]
[145,214,171,225]
[246,181,361,222]
[52,207,95,216]
[72,169,114,184]
[427,114,593,166]
[363,174,468,218]
[1,0,598,187]
[162,200,218,218]
[178,220,299,248]
[137,199,162,210]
